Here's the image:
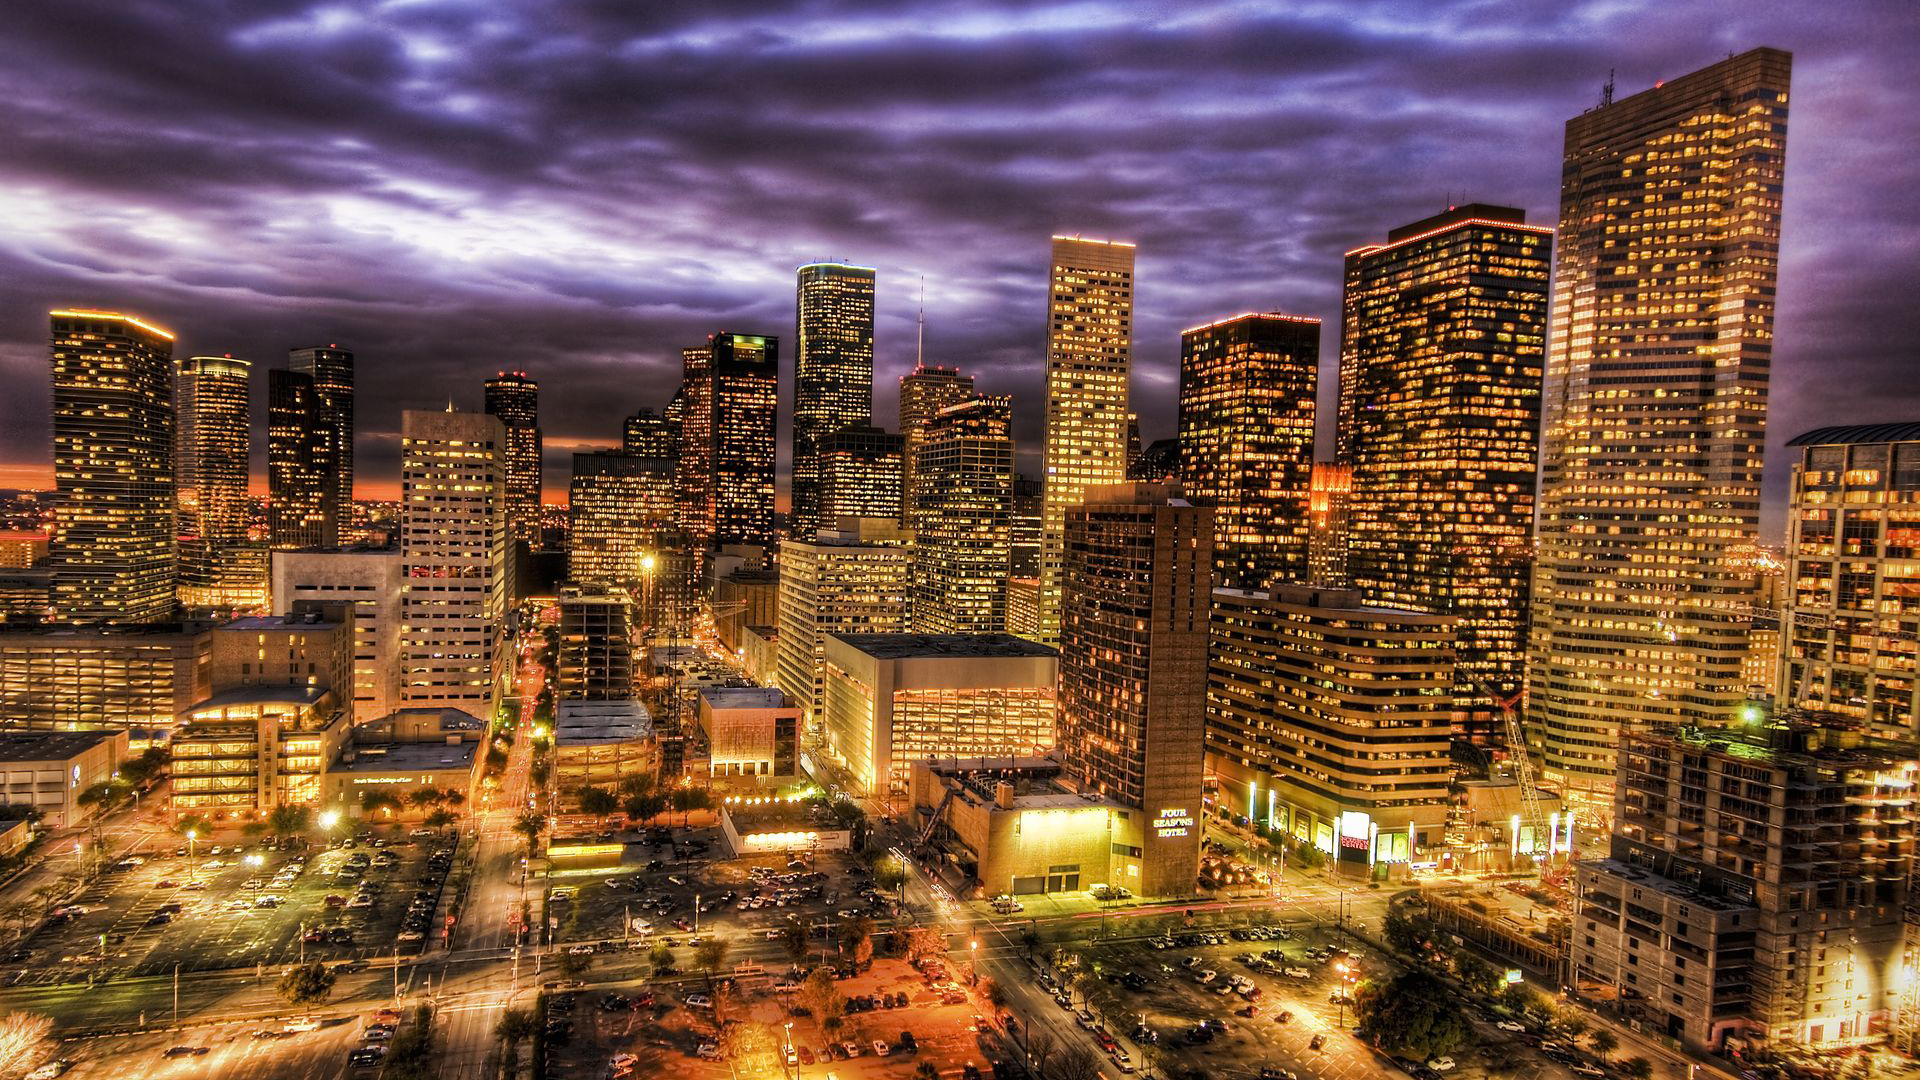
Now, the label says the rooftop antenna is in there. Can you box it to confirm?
[445,395,456,413]
[915,275,926,371]
[1601,68,1615,108]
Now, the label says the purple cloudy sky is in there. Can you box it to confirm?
[0,0,1915,528]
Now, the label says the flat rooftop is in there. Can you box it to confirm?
[216,612,343,632]
[0,729,119,762]
[554,699,653,745]
[699,686,789,710]
[188,685,331,710]
[829,633,1058,659]
[725,799,850,832]
[385,706,485,731]
[334,741,478,774]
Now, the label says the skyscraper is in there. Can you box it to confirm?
[676,333,777,551]
[175,354,251,607]
[268,369,335,550]
[623,407,674,459]
[398,409,508,714]
[1780,423,1920,738]
[1057,482,1210,896]
[912,396,1015,634]
[569,452,676,590]
[818,426,904,529]
[1306,462,1353,586]
[1340,205,1552,736]
[1177,313,1319,591]
[898,364,975,527]
[1040,236,1135,641]
[49,310,177,624]
[288,345,353,535]
[1529,49,1792,803]
[792,264,877,541]
[484,371,542,547]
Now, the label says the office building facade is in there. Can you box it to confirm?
[1058,482,1210,896]
[270,547,405,723]
[912,396,1015,634]
[175,354,253,608]
[819,426,905,530]
[569,452,675,590]
[1206,585,1456,872]
[398,410,508,714]
[268,368,337,550]
[677,333,778,550]
[899,364,976,527]
[1780,424,1920,738]
[1040,237,1136,642]
[1307,462,1353,586]
[558,590,634,701]
[1530,49,1793,800]
[288,345,354,534]
[623,407,674,459]
[484,371,543,548]
[1177,313,1319,591]
[1340,205,1552,732]
[49,310,177,624]
[774,525,914,731]
[792,263,877,541]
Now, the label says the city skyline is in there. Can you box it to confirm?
[0,4,1913,531]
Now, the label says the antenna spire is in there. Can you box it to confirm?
[915,275,926,370]
[1601,68,1615,108]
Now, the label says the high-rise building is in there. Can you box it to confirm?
[898,364,976,526]
[1010,474,1044,580]
[1307,462,1353,586]
[268,369,336,550]
[676,334,777,551]
[912,396,1014,634]
[270,547,405,723]
[398,409,508,715]
[1206,585,1455,873]
[175,354,252,607]
[792,263,877,541]
[1573,722,1917,1050]
[623,407,674,459]
[774,522,914,732]
[1530,49,1792,803]
[49,310,177,624]
[1040,237,1135,641]
[1340,205,1552,735]
[1057,482,1210,897]
[288,345,353,534]
[484,371,542,548]
[1780,424,1920,738]
[818,426,904,530]
[569,452,676,590]
[1177,313,1319,591]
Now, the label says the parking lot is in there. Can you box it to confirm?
[543,825,900,953]
[45,1006,402,1080]
[13,831,460,985]
[540,956,1007,1080]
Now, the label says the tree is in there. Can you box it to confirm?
[1617,1058,1653,1080]
[778,921,809,964]
[494,1007,536,1052]
[512,811,546,855]
[425,808,457,834]
[1353,971,1473,1061]
[905,926,946,966]
[1589,1029,1619,1062]
[1455,954,1501,998]
[576,786,619,820]
[718,1020,779,1075]
[1021,925,1041,958]
[671,786,712,825]
[1055,1045,1104,1080]
[874,855,908,898]
[1385,909,1437,962]
[1025,1026,1058,1079]
[916,1063,942,1080]
[118,746,170,789]
[802,966,846,1035]
[694,936,731,985]
[267,804,313,844]
[0,1012,51,1078]
[1557,1011,1590,1041]
[173,814,212,839]
[529,760,552,789]
[840,915,875,972]
[649,942,675,976]
[1498,982,1545,1020]
[623,790,667,822]
[978,975,1006,1007]
[360,790,403,816]
[278,962,337,1008]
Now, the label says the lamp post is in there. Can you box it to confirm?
[969,938,979,985]
[185,829,199,884]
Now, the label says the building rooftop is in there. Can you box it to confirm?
[216,612,343,632]
[1212,584,1448,620]
[333,741,478,773]
[828,633,1058,660]
[0,729,120,763]
[723,798,851,833]
[699,686,789,710]
[554,699,653,745]
[1786,422,1920,447]
[187,686,331,711]
[385,706,485,731]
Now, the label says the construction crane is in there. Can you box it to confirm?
[1456,664,1550,867]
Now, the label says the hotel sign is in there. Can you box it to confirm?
[1154,807,1194,838]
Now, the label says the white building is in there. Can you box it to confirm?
[270,547,405,723]
[399,409,509,717]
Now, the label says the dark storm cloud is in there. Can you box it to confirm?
[0,0,1914,519]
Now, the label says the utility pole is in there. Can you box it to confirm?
[172,962,180,1025]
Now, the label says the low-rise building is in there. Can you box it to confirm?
[908,757,1137,900]
[822,633,1058,798]
[551,699,657,804]
[696,686,800,789]
[718,797,854,857]
[169,686,349,819]
[0,623,210,731]
[740,624,779,685]
[322,740,482,822]
[0,729,130,828]
[208,610,356,719]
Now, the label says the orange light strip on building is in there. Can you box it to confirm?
[1179,312,1322,336]
[49,308,177,340]
[1049,235,1136,248]
[1344,218,1555,259]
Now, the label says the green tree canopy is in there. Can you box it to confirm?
[278,962,337,1007]
[1354,971,1473,1061]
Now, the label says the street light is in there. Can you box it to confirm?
[969,938,979,985]
[185,829,199,884]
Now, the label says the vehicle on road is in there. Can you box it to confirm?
[1496,1020,1526,1032]
[25,1062,69,1080]
[872,1040,890,1057]
[161,1047,208,1058]
[1428,1058,1457,1071]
